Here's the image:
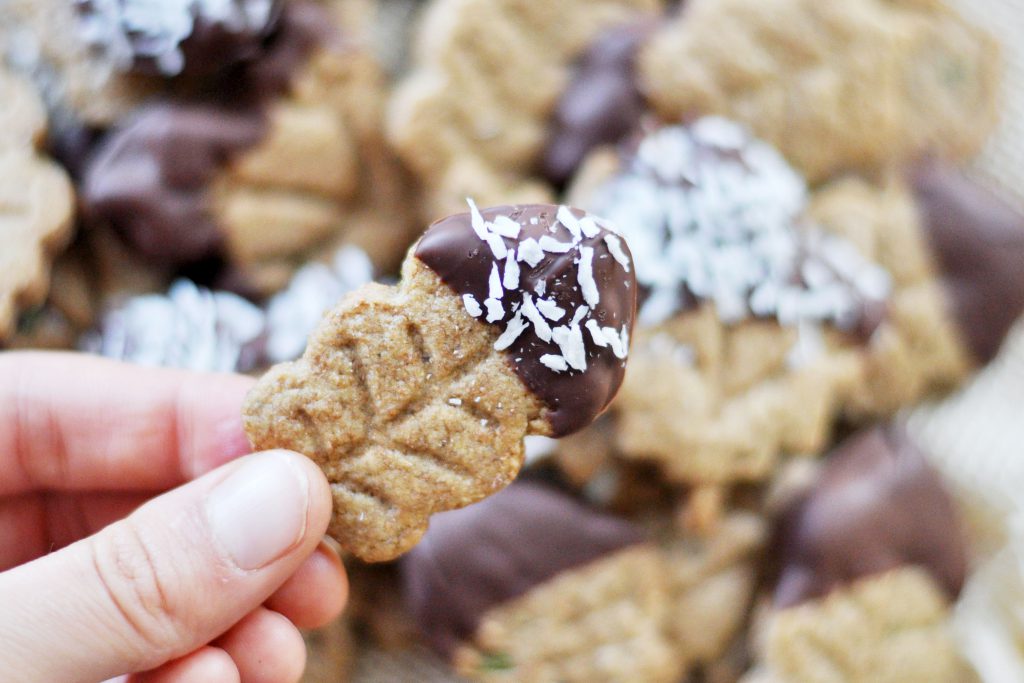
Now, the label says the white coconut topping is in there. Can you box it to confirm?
[493,312,529,350]
[77,0,276,76]
[459,200,633,374]
[517,238,545,267]
[484,298,505,323]
[540,354,569,372]
[463,293,483,318]
[536,297,565,321]
[503,251,520,290]
[604,234,631,272]
[577,246,600,308]
[588,118,892,338]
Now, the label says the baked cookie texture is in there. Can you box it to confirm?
[399,480,765,682]
[639,0,1001,183]
[387,0,662,220]
[745,424,969,682]
[660,511,766,671]
[244,204,637,561]
[0,68,75,340]
[75,1,417,295]
[400,482,681,683]
[746,568,967,683]
[577,118,998,487]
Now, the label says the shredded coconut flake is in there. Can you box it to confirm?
[521,294,552,342]
[466,198,489,240]
[536,297,565,321]
[517,238,545,267]
[491,215,522,238]
[488,263,504,300]
[462,293,482,318]
[603,234,631,272]
[577,246,600,307]
[503,251,520,290]
[493,313,529,350]
[484,298,505,323]
[557,205,583,242]
[538,235,573,253]
[540,354,569,372]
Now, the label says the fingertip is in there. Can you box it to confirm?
[128,646,239,683]
[264,449,333,539]
[217,608,306,683]
[266,542,348,629]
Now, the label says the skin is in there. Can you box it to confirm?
[0,352,348,683]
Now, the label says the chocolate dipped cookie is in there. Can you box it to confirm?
[243,203,637,561]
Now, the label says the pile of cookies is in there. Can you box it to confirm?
[3,0,1024,681]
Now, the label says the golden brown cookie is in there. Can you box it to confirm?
[387,0,662,220]
[71,1,416,295]
[639,0,1000,183]
[661,513,766,669]
[573,118,1010,488]
[244,204,637,561]
[747,568,968,683]
[0,68,75,341]
[400,481,682,683]
[457,545,678,683]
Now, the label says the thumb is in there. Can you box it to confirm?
[0,450,332,683]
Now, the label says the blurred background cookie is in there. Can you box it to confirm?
[0,67,75,341]
[387,0,663,219]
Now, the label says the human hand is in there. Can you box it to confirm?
[0,352,347,682]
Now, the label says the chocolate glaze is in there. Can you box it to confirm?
[540,19,658,188]
[79,1,337,265]
[772,424,967,609]
[399,481,646,658]
[415,204,637,437]
[912,162,1024,364]
[81,102,265,262]
[76,0,284,80]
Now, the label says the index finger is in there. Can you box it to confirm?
[0,351,255,495]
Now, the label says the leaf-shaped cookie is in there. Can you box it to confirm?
[387,0,661,218]
[243,203,636,561]
[639,0,999,183]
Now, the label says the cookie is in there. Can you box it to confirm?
[660,512,766,671]
[81,279,267,372]
[70,1,416,295]
[575,117,1020,487]
[243,204,637,561]
[769,424,967,607]
[400,482,681,683]
[0,68,75,341]
[387,0,662,219]
[744,424,970,682]
[639,0,1000,183]
[747,568,967,683]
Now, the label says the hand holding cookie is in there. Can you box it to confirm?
[244,203,637,561]
[0,353,347,682]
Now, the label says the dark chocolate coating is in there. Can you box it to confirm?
[772,424,967,609]
[415,204,637,437]
[912,162,1024,364]
[399,481,646,658]
[81,102,264,262]
[77,0,284,80]
[78,1,337,265]
[540,19,657,188]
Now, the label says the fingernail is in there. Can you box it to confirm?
[206,451,309,570]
